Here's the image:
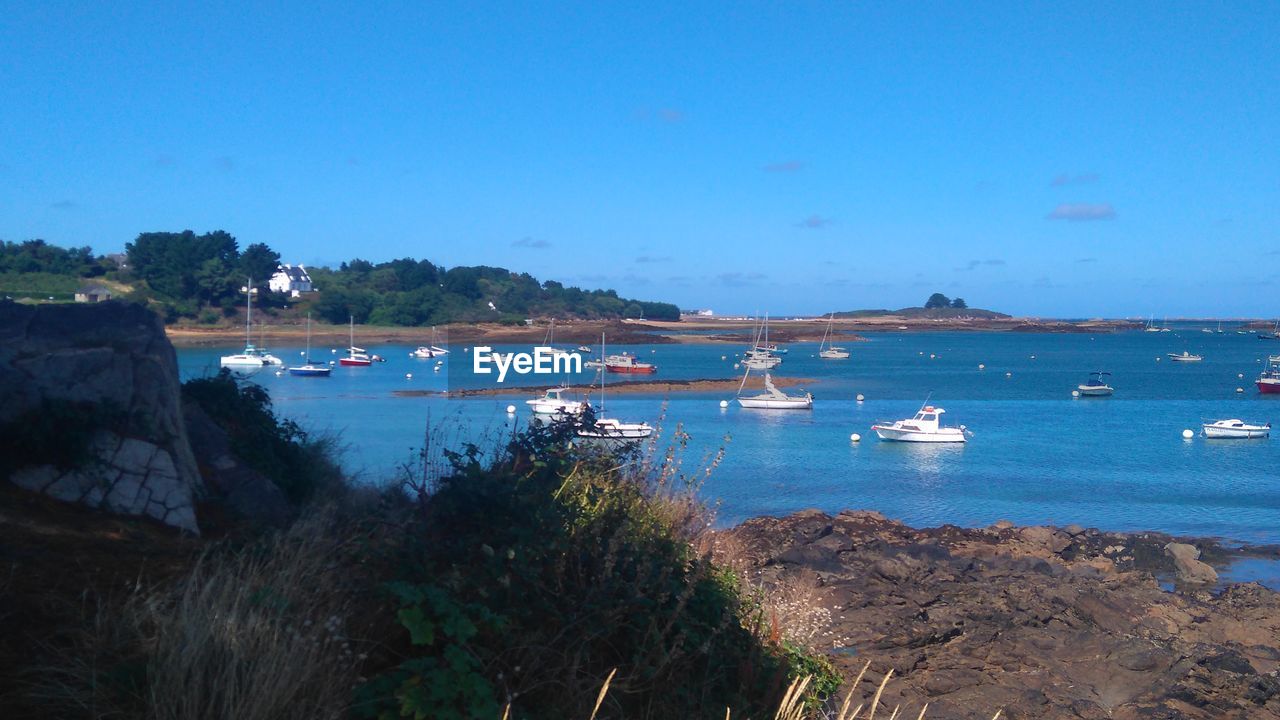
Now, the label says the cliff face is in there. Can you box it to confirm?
[0,301,202,533]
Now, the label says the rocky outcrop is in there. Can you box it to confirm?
[0,301,202,533]
[183,401,290,527]
[716,510,1280,719]
[1166,542,1220,585]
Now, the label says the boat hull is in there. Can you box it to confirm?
[220,356,266,368]
[871,426,967,443]
[819,350,850,359]
[339,357,372,366]
[605,365,656,374]
[1077,385,1114,397]
[1258,379,1280,394]
[1203,425,1270,439]
[288,366,332,377]
[736,396,812,410]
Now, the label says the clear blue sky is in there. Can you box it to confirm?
[2,2,1277,317]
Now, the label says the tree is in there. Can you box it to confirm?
[951,297,967,309]
[238,243,281,287]
[924,292,951,309]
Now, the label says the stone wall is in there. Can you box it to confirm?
[0,301,203,533]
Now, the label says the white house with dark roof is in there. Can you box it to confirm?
[269,264,314,297]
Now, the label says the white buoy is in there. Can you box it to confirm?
[300,351,306,356]
[856,394,865,402]
[328,360,336,366]
[1030,355,1036,360]
[733,363,740,369]
[1072,390,1080,397]
[719,400,729,408]
[1237,387,1244,393]
[1238,373,1244,378]
[1182,429,1194,439]
[405,373,413,379]
[849,433,861,442]
[930,353,936,359]
[978,363,985,370]
[721,355,727,360]
[506,405,516,414]
[918,351,924,355]
[275,370,284,376]
[331,348,336,354]
[434,366,441,372]
[1006,372,1012,377]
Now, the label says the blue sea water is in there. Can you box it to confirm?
[177,328,1280,545]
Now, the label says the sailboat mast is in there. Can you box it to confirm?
[245,277,252,347]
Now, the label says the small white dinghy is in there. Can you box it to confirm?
[872,404,969,443]
[1167,351,1203,362]
[1201,419,1271,439]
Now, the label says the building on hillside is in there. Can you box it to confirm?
[268,264,314,297]
[75,286,113,303]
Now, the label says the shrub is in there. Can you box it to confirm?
[355,421,835,719]
[181,370,344,504]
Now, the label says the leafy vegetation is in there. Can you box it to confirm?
[353,421,835,719]
[308,260,680,325]
[181,369,343,504]
[0,239,108,277]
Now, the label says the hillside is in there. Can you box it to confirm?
[833,306,1011,320]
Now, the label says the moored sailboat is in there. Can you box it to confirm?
[817,312,850,359]
[288,314,332,377]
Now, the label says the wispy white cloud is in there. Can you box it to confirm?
[956,259,1006,271]
[797,215,832,229]
[1046,203,1116,221]
[1076,257,1099,263]
[512,237,551,249]
[658,108,684,123]
[763,160,805,173]
[1050,172,1100,187]
[717,271,767,287]
[635,255,672,264]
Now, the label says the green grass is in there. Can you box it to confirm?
[0,271,83,299]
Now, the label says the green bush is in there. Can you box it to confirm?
[181,370,343,504]
[355,422,833,719]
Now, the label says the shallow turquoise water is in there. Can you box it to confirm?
[178,328,1280,544]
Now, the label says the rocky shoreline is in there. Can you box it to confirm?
[715,510,1280,719]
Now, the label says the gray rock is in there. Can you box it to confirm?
[0,302,202,534]
[1164,542,1218,585]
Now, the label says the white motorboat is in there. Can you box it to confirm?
[736,373,812,410]
[1202,419,1271,439]
[575,417,655,442]
[1077,371,1114,397]
[526,386,589,416]
[817,312,850,359]
[871,404,968,443]
[577,345,593,353]
[1167,352,1203,362]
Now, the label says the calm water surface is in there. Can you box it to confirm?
[178,328,1280,544]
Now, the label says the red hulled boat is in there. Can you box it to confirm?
[1259,355,1280,394]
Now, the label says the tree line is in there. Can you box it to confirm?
[4,232,682,324]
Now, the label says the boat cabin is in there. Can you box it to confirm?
[910,406,945,429]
